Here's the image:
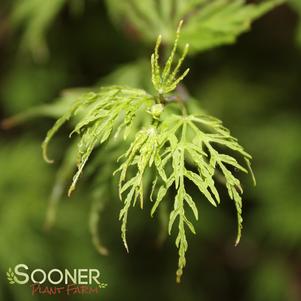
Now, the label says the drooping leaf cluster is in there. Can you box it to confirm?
[42,86,154,196]
[43,22,255,282]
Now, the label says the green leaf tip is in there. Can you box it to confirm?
[151,20,190,95]
[42,142,54,164]
[246,158,256,186]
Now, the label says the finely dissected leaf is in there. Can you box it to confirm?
[42,86,154,195]
[146,113,254,281]
[151,21,190,95]
[115,125,163,249]
[115,106,253,281]
[119,185,137,252]
[41,23,255,283]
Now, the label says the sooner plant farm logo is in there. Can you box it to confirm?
[6,264,107,296]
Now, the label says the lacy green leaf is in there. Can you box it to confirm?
[42,86,154,196]
[41,22,255,282]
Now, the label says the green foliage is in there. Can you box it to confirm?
[10,0,83,60]
[42,86,154,196]
[43,23,254,282]
[151,20,190,94]
[3,0,300,299]
[11,0,64,60]
[179,0,285,53]
[116,112,254,282]
[290,0,301,46]
[106,0,284,53]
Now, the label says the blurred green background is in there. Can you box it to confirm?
[0,0,301,300]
